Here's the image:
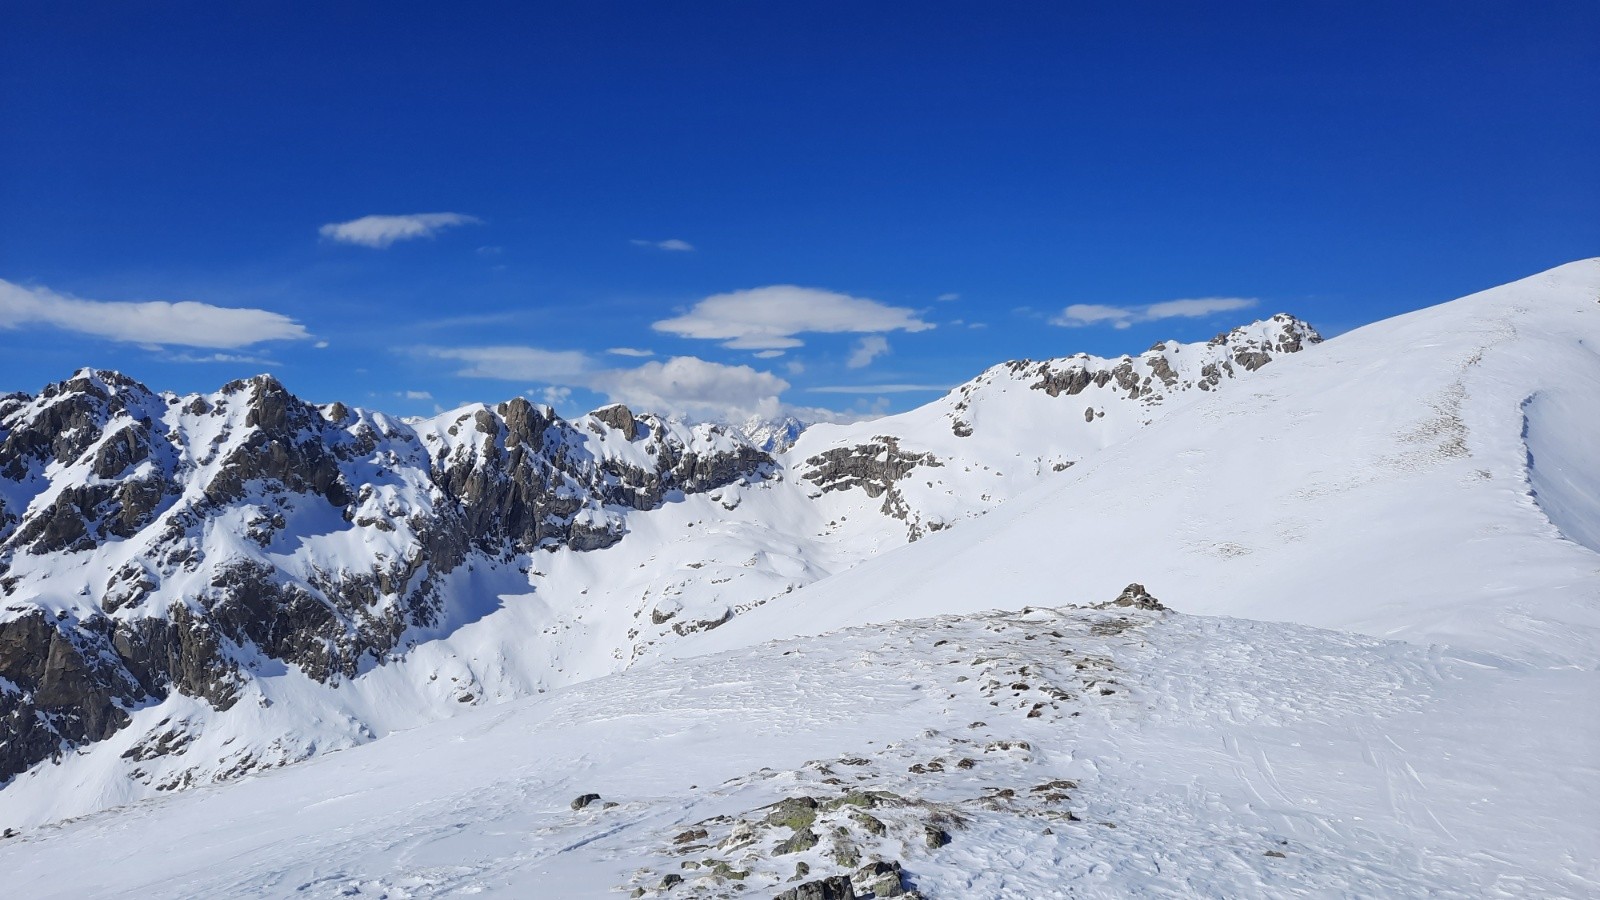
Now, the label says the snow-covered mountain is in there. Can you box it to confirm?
[737,415,809,454]
[682,260,1600,670]
[0,314,1318,828]
[6,258,1599,896]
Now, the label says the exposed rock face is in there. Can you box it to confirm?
[590,403,638,438]
[0,369,775,782]
[1014,314,1322,403]
[801,437,942,501]
[0,612,138,782]
[800,437,944,540]
[938,315,1321,442]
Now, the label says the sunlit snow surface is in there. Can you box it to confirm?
[4,605,1595,898]
[2,260,1599,897]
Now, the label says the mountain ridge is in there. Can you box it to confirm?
[0,313,1317,822]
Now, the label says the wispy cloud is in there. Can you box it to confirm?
[807,383,952,394]
[846,335,890,369]
[420,345,593,380]
[320,213,481,248]
[653,285,934,350]
[937,292,960,302]
[0,278,310,349]
[401,390,434,401]
[408,312,521,331]
[166,352,280,365]
[1051,296,1257,329]
[605,346,655,357]
[631,238,695,252]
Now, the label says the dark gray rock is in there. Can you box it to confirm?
[775,827,820,854]
[853,861,907,897]
[591,403,638,438]
[773,875,856,900]
[1102,582,1167,611]
[0,612,142,782]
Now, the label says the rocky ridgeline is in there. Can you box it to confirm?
[796,314,1321,539]
[966,313,1321,425]
[0,370,773,782]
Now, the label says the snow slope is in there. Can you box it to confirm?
[679,259,1600,669]
[1,600,1592,898]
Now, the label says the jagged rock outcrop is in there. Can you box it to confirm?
[800,437,946,540]
[801,437,942,501]
[1098,583,1167,612]
[0,369,775,781]
[1013,314,1322,404]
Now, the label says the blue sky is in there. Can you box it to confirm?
[2,2,1596,422]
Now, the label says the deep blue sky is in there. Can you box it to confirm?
[2,2,1596,421]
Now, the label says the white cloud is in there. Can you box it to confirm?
[1053,303,1138,329]
[421,342,792,422]
[1051,297,1257,329]
[751,349,786,359]
[846,335,890,369]
[937,292,960,302]
[166,352,279,365]
[1144,297,1257,319]
[784,359,806,376]
[319,213,481,248]
[606,347,655,357]
[808,384,952,394]
[631,238,695,252]
[421,345,593,380]
[402,390,434,401]
[314,340,330,349]
[590,356,789,422]
[653,285,934,350]
[0,278,311,349]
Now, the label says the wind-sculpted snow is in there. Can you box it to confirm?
[1523,388,1600,554]
[0,313,1315,818]
[0,599,1592,898]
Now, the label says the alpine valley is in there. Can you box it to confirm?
[1,261,1597,899]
